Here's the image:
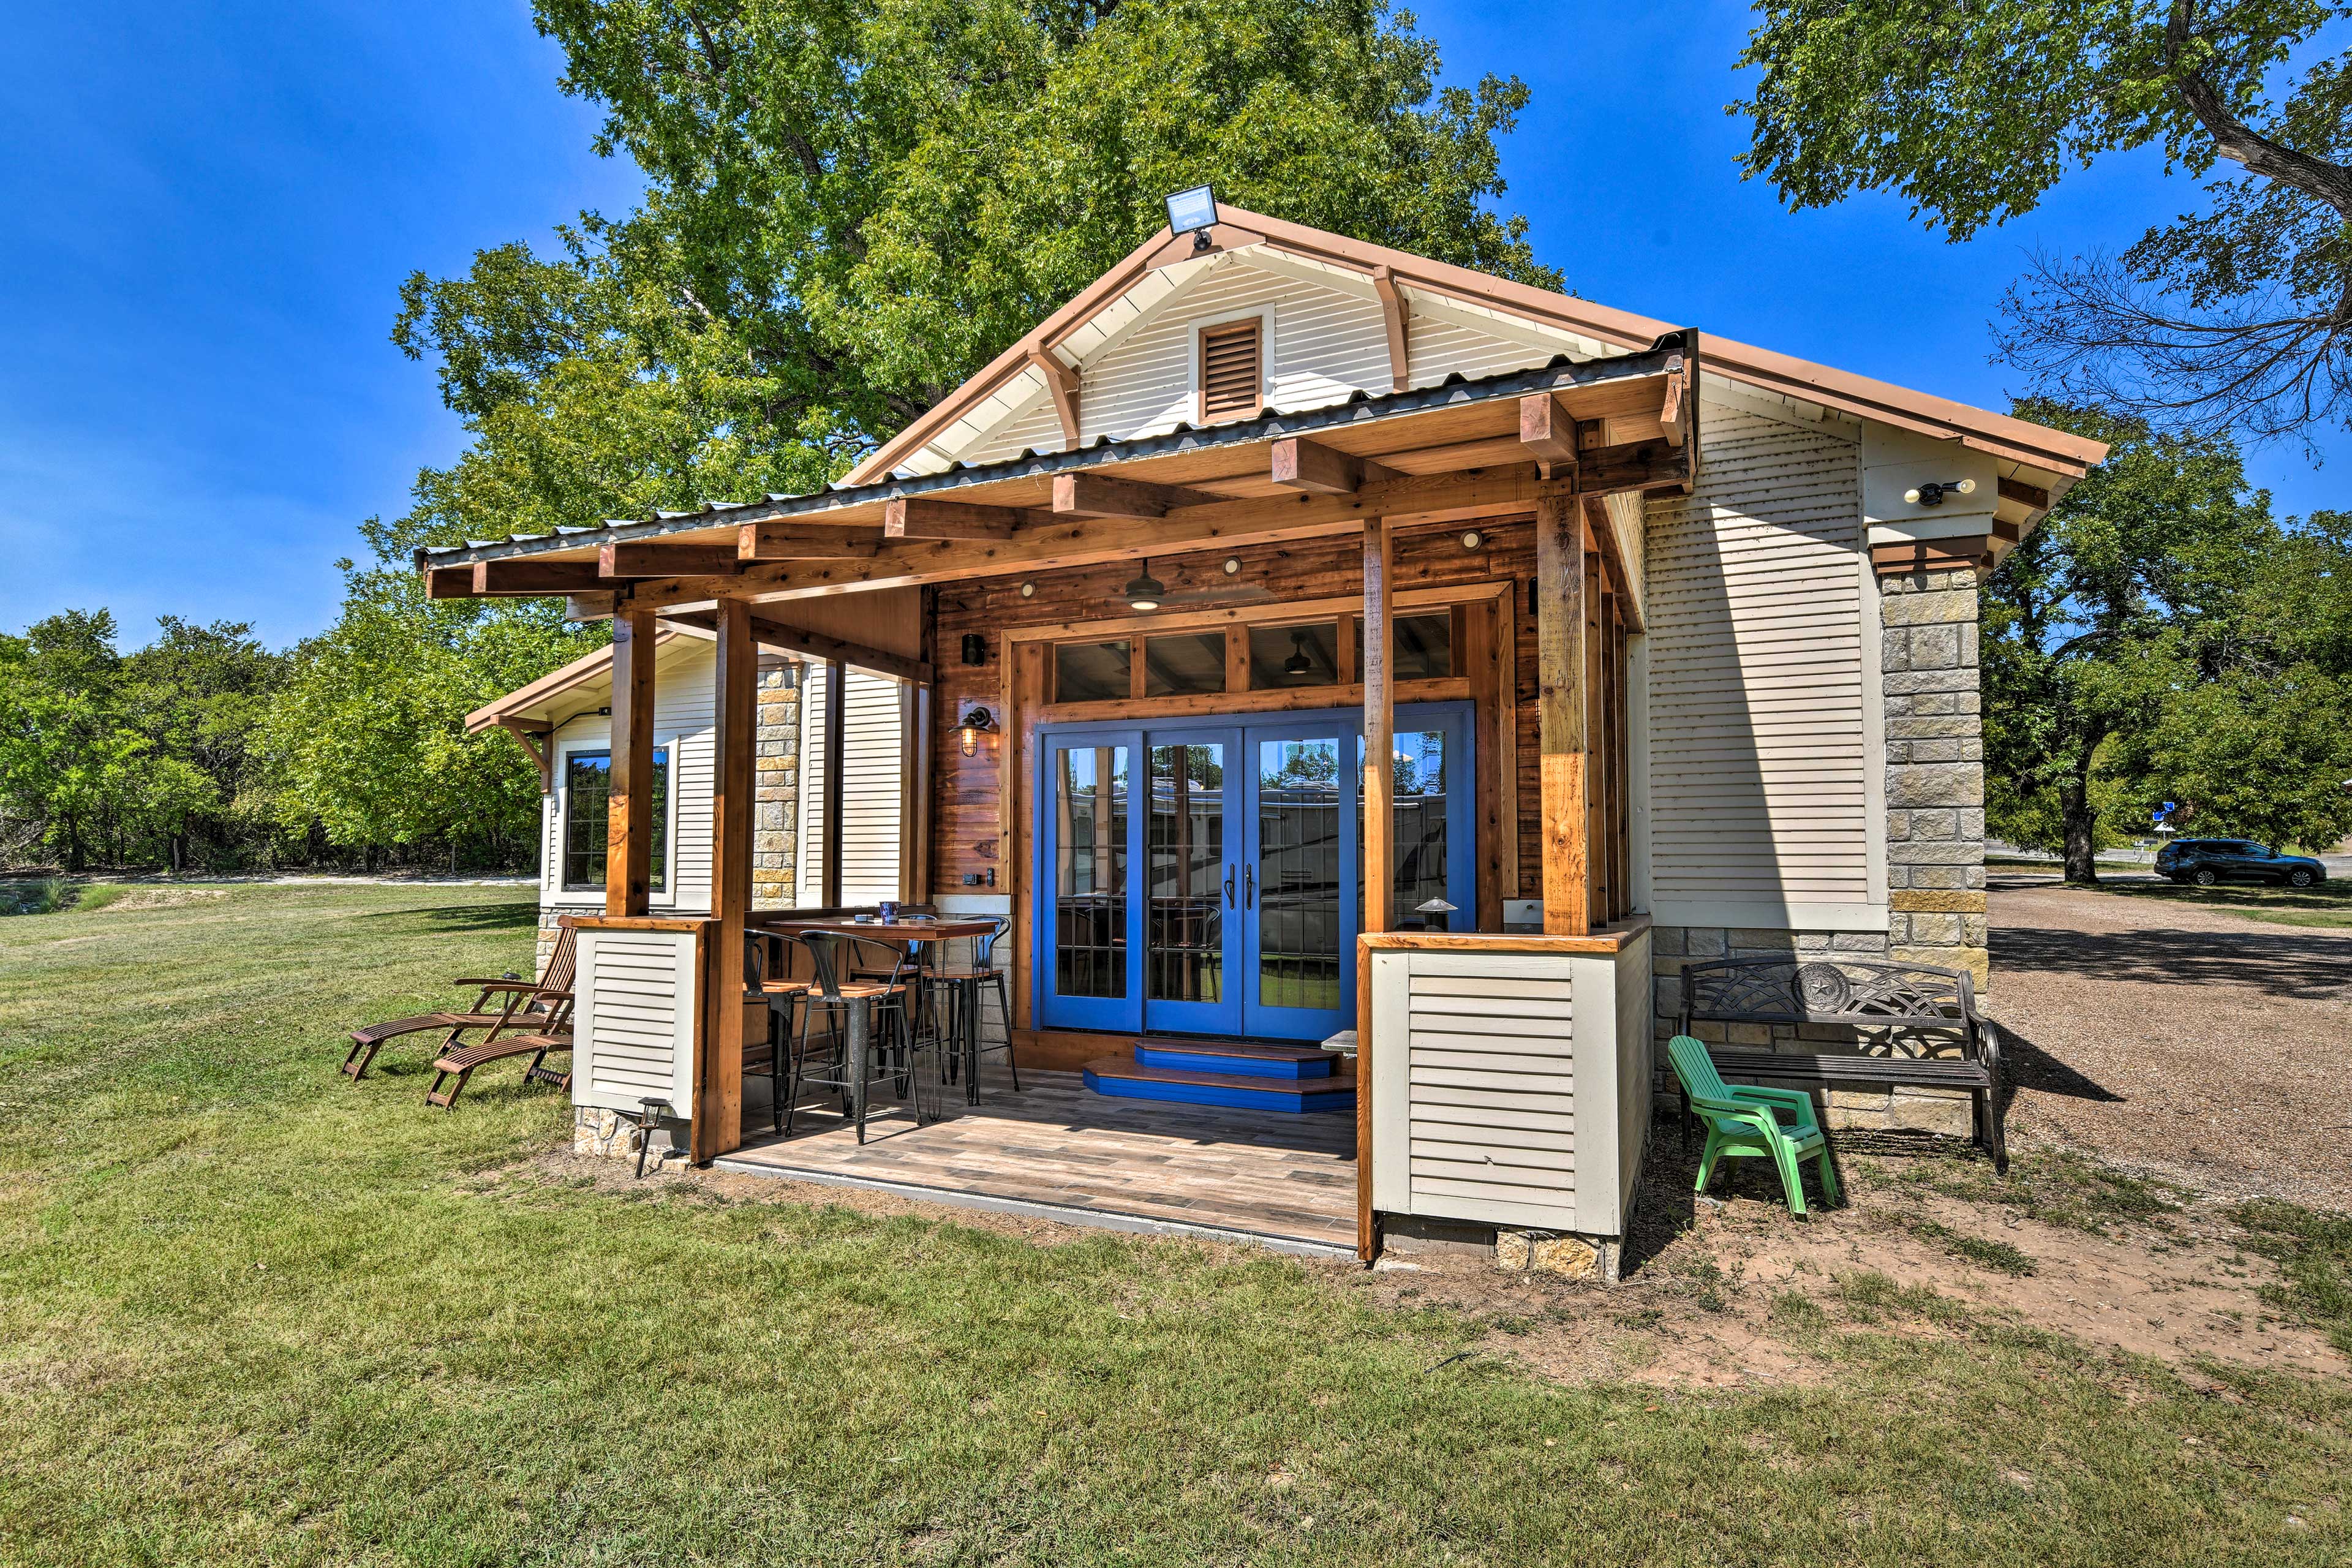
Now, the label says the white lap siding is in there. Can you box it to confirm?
[796,667,907,904]
[1643,402,1886,931]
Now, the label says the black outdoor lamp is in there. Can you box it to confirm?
[1904,477,1977,507]
[1123,558,1167,611]
[1415,896,1458,933]
[1284,630,1314,677]
[1166,184,1219,252]
[957,706,998,758]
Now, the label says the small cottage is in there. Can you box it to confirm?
[438,199,2105,1267]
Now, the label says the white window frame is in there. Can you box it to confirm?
[551,728,680,907]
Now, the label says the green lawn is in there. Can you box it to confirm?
[2,884,2349,1564]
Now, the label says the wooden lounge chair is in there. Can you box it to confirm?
[342,921,578,1081]
[1667,1035,1841,1218]
[424,992,574,1109]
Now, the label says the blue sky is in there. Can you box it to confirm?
[0,1,2339,649]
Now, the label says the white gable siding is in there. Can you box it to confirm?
[954,395,1069,469]
[1402,312,1557,388]
[1642,402,1886,930]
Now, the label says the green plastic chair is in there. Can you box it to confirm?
[1666,1035,1841,1216]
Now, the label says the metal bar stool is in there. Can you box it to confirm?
[744,933,808,1136]
[790,932,938,1143]
[930,917,1016,1104]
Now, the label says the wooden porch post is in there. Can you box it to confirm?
[606,600,657,917]
[823,659,846,906]
[698,596,755,1162]
[1359,515,1393,1263]
[1537,489,1590,937]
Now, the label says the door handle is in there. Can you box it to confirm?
[1224,865,1236,909]
[1245,865,1255,910]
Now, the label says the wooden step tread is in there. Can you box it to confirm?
[1083,1056,1356,1095]
[1136,1039,1338,1063]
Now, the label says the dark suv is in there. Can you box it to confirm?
[2154,838,2327,888]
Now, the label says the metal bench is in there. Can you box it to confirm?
[1676,957,2005,1172]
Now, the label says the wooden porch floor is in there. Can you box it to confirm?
[718,1068,1358,1255]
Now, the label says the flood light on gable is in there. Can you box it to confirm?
[1166,185,1218,251]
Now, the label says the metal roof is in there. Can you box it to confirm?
[413,333,1691,573]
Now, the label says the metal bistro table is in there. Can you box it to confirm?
[762,916,998,1137]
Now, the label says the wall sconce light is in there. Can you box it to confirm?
[1904,478,1976,507]
[957,706,998,757]
[960,633,987,666]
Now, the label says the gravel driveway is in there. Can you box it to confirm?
[1990,878,2352,1207]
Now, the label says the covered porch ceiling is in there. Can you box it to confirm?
[417,334,1698,614]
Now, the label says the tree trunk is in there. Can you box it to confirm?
[2058,762,2099,885]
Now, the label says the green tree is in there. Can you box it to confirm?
[1735,2,2352,442]
[1981,405,2274,881]
[121,619,288,869]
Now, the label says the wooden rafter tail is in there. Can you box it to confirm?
[1049,470,1222,519]
[882,497,1027,539]
[1518,391,1579,467]
[1657,353,1687,448]
[424,565,480,600]
[735,522,884,562]
[600,541,741,579]
[1270,435,1364,497]
[475,560,608,596]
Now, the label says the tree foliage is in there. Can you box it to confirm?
[1985,404,2352,873]
[1736,2,2352,443]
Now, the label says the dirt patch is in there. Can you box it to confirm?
[1988,880,2352,1208]
[1348,1134,2343,1389]
[93,888,232,913]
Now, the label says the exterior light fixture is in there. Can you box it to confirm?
[1221,556,1242,575]
[1019,581,1037,598]
[1284,630,1314,677]
[956,706,998,758]
[1904,477,1977,507]
[1415,895,1458,933]
[960,633,987,666]
[1165,184,1218,252]
[1460,530,1484,551]
[1123,559,1167,611]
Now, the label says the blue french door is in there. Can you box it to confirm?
[1036,704,1473,1041]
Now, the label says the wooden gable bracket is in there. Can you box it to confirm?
[883,497,1031,539]
[1270,435,1394,497]
[736,522,886,561]
[1028,349,1082,450]
[1049,471,1224,519]
[497,718,554,792]
[1370,264,1409,393]
[1518,391,1693,496]
[600,541,742,580]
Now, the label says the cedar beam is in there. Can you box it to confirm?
[662,608,931,685]
[1536,492,1589,937]
[1271,436,1363,497]
[1363,518,1396,937]
[736,522,884,561]
[600,542,742,579]
[1050,471,1222,519]
[497,719,552,793]
[606,603,657,918]
[821,660,845,906]
[883,497,1025,539]
[425,565,478,600]
[1659,358,1688,448]
[696,596,756,1163]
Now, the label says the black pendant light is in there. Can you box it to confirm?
[1284,630,1313,677]
[1123,557,1166,612]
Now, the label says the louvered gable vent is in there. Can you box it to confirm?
[1198,320,1262,422]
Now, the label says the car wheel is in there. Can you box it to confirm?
[2287,868,2318,888]
[2193,868,2220,886]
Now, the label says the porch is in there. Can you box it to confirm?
[435,322,1694,1265]
[718,1066,1359,1257]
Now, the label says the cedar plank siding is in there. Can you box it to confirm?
[930,521,1551,899]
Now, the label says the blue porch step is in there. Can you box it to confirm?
[1082,1052,1355,1114]
[1132,1040,1339,1080]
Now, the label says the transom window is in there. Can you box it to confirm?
[562,747,669,892]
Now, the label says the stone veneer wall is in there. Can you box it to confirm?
[1649,563,1988,1137]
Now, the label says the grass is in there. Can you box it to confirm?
[2235,1201,2352,1357]
[2,884,2350,1564]
[1900,1216,2038,1277]
[0,878,69,916]
[1875,1148,2184,1238]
